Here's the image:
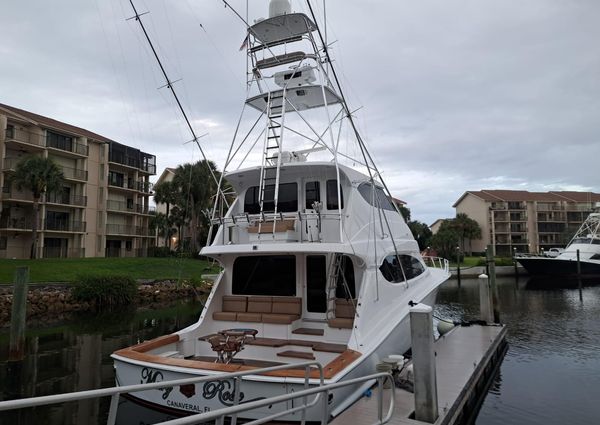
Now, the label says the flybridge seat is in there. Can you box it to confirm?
[254,51,317,70]
[328,299,356,329]
[213,295,302,324]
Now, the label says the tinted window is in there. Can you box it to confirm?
[326,180,344,210]
[305,181,320,209]
[358,182,396,211]
[306,255,327,312]
[233,255,296,296]
[244,183,298,214]
[379,254,425,283]
[335,255,355,299]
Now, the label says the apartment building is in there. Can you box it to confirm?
[453,190,600,256]
[0,103,156,259]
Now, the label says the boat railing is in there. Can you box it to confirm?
[212,211,343,244]
[423,256,450,273]
[0,361,328,425]
[152,371,395,425]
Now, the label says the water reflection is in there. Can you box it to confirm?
[437,277,600,425]
[0,301,203,425]
[3,279,600,425]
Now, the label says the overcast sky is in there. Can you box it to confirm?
[2,0,599,224]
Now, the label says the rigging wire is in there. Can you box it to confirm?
[127,0,227,210]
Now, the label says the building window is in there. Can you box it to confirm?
[47,131,73,151]
[125,240,132,251]
[0,237,7,250]
[108,171,124,187]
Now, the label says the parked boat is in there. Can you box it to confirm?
[112,1,450,421]
[516,213,600,277]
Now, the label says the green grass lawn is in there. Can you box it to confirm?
[0,257,220,284]
[449,256,515,267]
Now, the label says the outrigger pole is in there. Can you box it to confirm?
[127,0,228,208]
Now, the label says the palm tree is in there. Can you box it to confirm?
[10,156,64,258]
[451,213,482,255]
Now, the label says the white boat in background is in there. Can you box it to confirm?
[516,212,600,277]
[112,0,450,421]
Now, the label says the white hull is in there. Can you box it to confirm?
[113,286,440,421]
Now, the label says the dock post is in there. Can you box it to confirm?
[410,304,438,423]
[513,247,518,278]
[478,274,494,323]
[486,244,500,323]
[577,249,582,301]
[9,266,29,361]
[456,246,461,287]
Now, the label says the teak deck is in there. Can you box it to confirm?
[331,325,507,425]
[114,333,360,379]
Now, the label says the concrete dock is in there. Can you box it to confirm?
[331,324,507,425]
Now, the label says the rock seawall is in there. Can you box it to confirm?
[0,281,207,326]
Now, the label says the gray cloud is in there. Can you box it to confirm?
[2,0,599,225]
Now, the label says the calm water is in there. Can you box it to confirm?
[1,278,600,424]
[437,277,600,425]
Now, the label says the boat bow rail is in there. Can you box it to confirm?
[422,256,450,273]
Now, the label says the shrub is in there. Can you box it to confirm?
[72,275,138,307]
[148,246,172,257]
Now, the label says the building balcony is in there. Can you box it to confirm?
[61,166,88,181]
[2,157,21,171]
[0,216,37,230]
[1,186,35,202]
[46,137,89,157]
[44,220,86,233]
[106,200,151,214]
[106,224,147,236]
[108,146,156,175]
[536,204,563,212]
[45,192,87,207]
[5,128,45,150]
[108,179,153,194]
[43,247,85,258]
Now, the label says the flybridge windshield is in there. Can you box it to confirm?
[571,238,600,245]
[358,183,396,212]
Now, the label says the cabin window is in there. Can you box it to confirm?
[357,182,396,212]
[326,180,344,210]
[305,181,320,209]
[244,183,298,214]
[233,255,296,296]
[306,255,327,312]
[379,254,425,283]
[335,255,356,299]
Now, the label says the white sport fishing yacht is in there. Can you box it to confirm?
[112,0,450,421]
[516,212,600,277]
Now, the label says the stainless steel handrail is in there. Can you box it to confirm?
[154,372,395,425]
[0,361,325,425]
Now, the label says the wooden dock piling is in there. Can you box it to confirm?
[9,266,29,361]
